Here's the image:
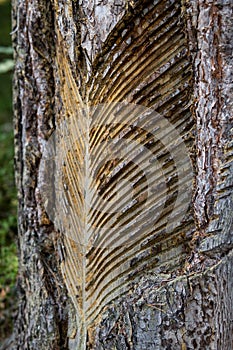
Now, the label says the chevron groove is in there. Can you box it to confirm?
[43,0,196,345]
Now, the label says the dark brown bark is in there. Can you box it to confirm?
[11,0,68,348]
[7,0,233,349]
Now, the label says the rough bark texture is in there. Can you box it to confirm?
[11,0,68,349]
[7,0,233,349]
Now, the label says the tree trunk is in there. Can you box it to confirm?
[9,0,233,349]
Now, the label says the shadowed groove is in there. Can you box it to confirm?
[89,0,180,98]
[50,0,195,340]
[85,177,191,297]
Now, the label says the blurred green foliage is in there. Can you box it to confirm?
[0,71,12,123]
[0,0,11,46]
[0,0,13,124]
[0,124,18,289]
[0,0,18,342]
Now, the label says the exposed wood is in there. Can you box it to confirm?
[9,0,233,349]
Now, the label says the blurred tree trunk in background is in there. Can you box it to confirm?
[9,0,233,349]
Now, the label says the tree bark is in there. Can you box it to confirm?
[9,0,233,349]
